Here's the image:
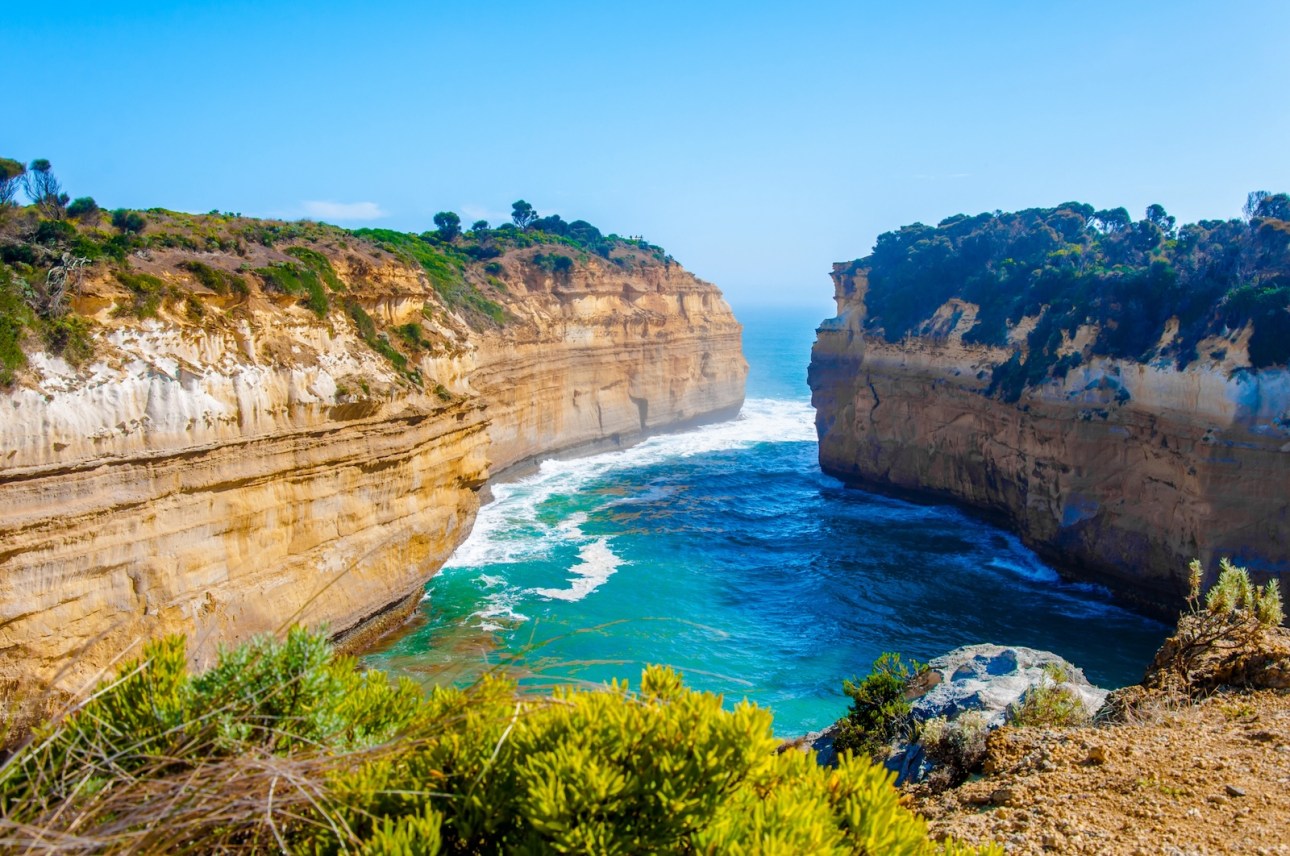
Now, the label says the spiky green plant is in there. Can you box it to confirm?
[0,630,998,855]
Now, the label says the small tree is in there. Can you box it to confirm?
[432,211,461,242]
[511,199,537,229]
[833,652,924,760]
[0,157,25,208]
[112,209,147,235]
[1145,203,1175,235]
[67,196,102,225]
[1243,190,1271,221]
[470,219,489,232]
[23,159,68,219]
[1253,192,1290,221]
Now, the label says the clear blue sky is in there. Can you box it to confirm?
[8,1,1289,310]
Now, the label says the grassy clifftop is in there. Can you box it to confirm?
[839,193,1290,401]
[0,185,678,389]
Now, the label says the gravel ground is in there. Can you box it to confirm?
[911,690,1290,855]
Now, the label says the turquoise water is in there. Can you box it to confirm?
[365,305,1168,735]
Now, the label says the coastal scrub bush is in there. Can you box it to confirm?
[254,261,329,317]
[849,195,1290,396]
[1006,667,1089,729]
[834,652,925,760]
[111,209,147,235]
[919,711,989,787]
[1199,558,1284,626]
[114,270,170,318]
[347,298,409,374]
[284,245,346,292]
[0,630,998,854]
[179,260,249,297]
[0,271,31,384]
[1143,558,1286,696]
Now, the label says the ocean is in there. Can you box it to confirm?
[364,304,1168,736]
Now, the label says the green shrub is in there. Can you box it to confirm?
[255,262,329,317]
[179,260,248,298]
[111,209,147,235]
[114,270,170,319]
[834,652,925,760]
[284,245,346,292]
[347,300,408,373]
[849,196,1290,388]
[1007,682,1089,728]
[919,711,989,788]
[67,195,101,224]
[0,630,995,854]
[1199,557,1285,625]
[42,315,94,365]
[393,321,430,350]
[0,268,34,384]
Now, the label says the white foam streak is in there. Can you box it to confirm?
[531,538,624,602]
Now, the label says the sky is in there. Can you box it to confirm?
[7,1,1290,310]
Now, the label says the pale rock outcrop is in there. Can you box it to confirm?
[799,645,1103,781]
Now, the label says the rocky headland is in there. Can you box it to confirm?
[0,210,746,690]
[809,201,1290,612]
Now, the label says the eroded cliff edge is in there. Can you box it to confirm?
[0,218,745,686]
[809,203,1290,613]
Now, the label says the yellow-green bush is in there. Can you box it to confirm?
[0,631,998,854]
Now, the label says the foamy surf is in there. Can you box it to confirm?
[443,398,812,572]
[530,537,624,602]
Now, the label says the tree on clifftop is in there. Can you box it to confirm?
[433,210,461,242]
[511,199,537,229]
[0,158,25,208]
[23,159,68,219]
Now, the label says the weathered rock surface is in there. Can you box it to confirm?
[0,244,745,688]
[910,644,1107,728]
[790,645,1104,780]
[809,265,1290,611]
[884,645,1105,784]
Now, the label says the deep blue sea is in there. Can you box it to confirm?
[365,305,1168,735]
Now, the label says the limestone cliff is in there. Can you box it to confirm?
[810,264,1290,613]
[0,223,745,687]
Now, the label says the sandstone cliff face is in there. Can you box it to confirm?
[809,265,1290,612]
[0,243,745,687]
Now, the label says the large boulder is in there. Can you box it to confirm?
[789,644,1109,783]
[889,644,1106,784]
[909,644,1107,727]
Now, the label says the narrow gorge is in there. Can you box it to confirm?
[0,215,746,689]
[809,203,1290,613]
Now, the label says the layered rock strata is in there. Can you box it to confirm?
[0,244,745,688]
[809,265,1290,612]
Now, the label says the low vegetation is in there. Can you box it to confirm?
[0,629,995,854]
[917,712,989,789]
[833,652,925,760]
[0,154,672,387]
[845,193,1290,400]
[1006,663,1090,729]
[1139,558,1285,698]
